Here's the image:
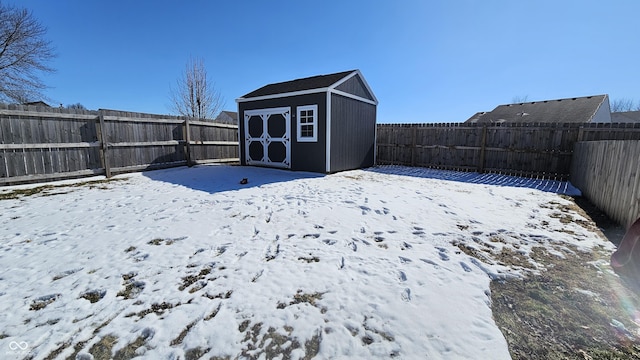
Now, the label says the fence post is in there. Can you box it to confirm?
[410,126,417,167]
[97,109,112,178]
[184,117,193,166]
[478,125,487,173]
[577,125,585,142]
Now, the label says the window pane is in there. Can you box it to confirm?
[301,125,313,137]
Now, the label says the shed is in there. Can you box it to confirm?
[236,70,377,173]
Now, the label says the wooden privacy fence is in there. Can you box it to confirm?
[571,140,640,228]
[0,105,239,185]
[376,122,640,180]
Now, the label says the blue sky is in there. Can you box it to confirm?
[11,0,640,123]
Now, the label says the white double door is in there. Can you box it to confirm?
[244,107,291,168]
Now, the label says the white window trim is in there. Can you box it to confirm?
[297,104,318,142]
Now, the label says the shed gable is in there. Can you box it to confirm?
[334,75,375,101]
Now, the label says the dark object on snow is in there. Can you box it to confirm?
[240,178,248,185]
[611,217,640,279]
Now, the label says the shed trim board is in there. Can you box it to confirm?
[236,88,328,103]
[326,91,332,172]
[329,89,377,105]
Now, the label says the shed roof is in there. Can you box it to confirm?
[241,70,356,98]
[467,95,608,124]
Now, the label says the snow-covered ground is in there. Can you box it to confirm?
[0,165,613,359]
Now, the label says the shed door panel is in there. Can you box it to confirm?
[244,107,291,168]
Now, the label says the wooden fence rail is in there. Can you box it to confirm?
[571,140,640,228]
[0,105,239,185]
[376,122,640,180]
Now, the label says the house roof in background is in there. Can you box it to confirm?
[466,94,608,124]
[611,111,640,123]
[22,101,51,107]
[216,111,238,120]
[239,70,357,99]
[465,111,487,123]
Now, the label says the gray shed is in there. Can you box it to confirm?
[236,70,378,173]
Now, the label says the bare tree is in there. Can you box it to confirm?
[610,98,639,112]
[511,95,529,104]
[66,103,86,110]
[168,57,224,120]
[0,2,55,103]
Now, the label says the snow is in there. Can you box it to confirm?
[0,165,613,359]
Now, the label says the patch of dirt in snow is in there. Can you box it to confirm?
[0,178,128,200]
[489,197,640,359]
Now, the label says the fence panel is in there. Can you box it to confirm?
[0,105,239,185]
[571,140,640,228]
[101,111,187,173]
[0,107,102,183]
[377,122,640,180]
[188,120,239,164]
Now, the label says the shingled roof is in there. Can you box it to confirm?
[467,94,610,124]
[611,111,640,123]
[240,70,356,99]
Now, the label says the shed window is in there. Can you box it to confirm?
[297,105,317,142]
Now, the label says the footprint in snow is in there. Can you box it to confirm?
[398,271,407,282]
[251,270,264,282]
[460,262,472,272]
[438,250,449,262]
[347,241,357,252]
[420,258,439,267]
[401,288,411,302]
[398,256,412,264]
[265,243,280,261]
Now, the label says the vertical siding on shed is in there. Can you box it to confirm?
[334,75,374,101]
[238,93,327,173]
[330,93,376,172]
